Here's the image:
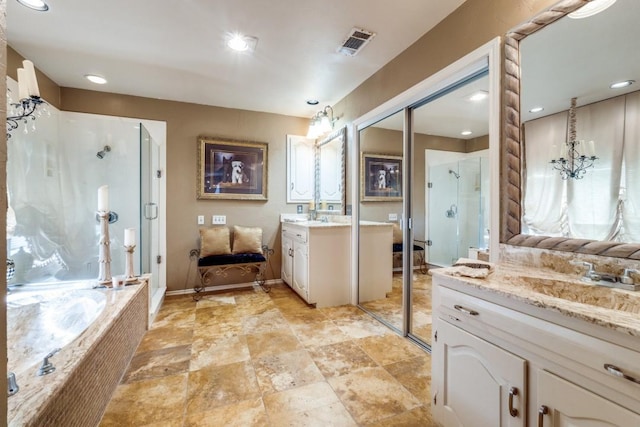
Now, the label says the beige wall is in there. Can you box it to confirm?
[8,46,60,109]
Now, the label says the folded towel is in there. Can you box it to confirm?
[453,257,495,271]
[447,265,492,279]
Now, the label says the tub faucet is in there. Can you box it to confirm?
[7,372,19,396]
[38,348,61,376]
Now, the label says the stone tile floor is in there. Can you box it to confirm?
[100,282,434,426]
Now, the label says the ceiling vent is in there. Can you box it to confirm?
[338,27,376,56]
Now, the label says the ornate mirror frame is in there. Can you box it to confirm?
[501,0,640,260]
[315,126,347,214]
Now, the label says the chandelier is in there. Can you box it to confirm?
[6,60,47,139]
[550,97,597,179]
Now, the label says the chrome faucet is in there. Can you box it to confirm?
[571,261,597,280]
[571,261,639,291]
[7,372,19,396]
[38,348,61,376]
[620,268,639,286]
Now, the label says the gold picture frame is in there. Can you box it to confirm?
[197,136,268,200]
[360,152,403,202]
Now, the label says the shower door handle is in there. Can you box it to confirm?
[144,203,158,220]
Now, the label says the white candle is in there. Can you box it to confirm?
[17,68,29,100]
[124,228,135,246]
[98,185,109,212]
[309,200,315,211]
[22,60,40,97]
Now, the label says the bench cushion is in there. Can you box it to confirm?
[393,243,424,253]
[198,253,266,267]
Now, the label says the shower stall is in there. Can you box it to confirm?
[426,150,489,266]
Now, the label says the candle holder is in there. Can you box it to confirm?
[97,210,112,285]
[124,245,137,283]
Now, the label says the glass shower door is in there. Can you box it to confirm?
[140,124,161,300]
[428,162,461,266]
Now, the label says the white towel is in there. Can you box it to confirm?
[453,257,495,271]
[437,257,496,279]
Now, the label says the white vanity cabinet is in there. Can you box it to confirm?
[432,274,640,427]
[281,223,350,307]
[286,135,315,203]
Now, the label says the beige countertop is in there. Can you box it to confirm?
[431,264,640,338]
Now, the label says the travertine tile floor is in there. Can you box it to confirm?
[100,282,433,426]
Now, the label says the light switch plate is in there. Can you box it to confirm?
[197,215,205,225]
[389,213,398,221]
[297,205,303,214]
[212,215,226,225]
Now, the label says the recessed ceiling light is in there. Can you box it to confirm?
[529,106,544,113]
[85,74,107,85]
[467,91,488,102]
[461,130,473,136]
[568,0,616,19]
[610,80,634,89]
[306,99,319,106]
[226,34,258,52]
[16,0,49,11]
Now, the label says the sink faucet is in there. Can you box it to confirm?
[620,268,639,286]
[571,261,639,291]
[571,261,597,280]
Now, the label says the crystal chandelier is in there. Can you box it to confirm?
[6,60,47,139]
[550,97,597,179]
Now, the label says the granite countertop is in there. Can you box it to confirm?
[282,220,350,228]
[431,264,640,337]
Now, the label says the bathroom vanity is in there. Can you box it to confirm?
[281,221,351,307]
[431,267,640,426]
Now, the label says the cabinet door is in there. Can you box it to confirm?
[286,135,315,203]
[433,320,526,427]
[281,237,293,286]
[536,370,640,427]
[292,242,309,301]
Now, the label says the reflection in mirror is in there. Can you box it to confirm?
[316,127,346,213]
[509,0,640,250]
[358,109,405,332]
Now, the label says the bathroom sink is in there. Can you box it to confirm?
[503,274,640,314]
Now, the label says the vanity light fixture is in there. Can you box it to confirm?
[610,79,634,89]
[461,130,473,136]
[307,105,338,139]
[85,74,108,85]
[6,60,47,139]
[16,0,49,11]
[568,0,617,19]
[226,33,258,52]
[550,97,598,179]
[467,91,488,102]
[529,106,544,113]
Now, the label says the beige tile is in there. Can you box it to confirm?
[151,307,196,330]
[268,402,357,426]
[367,405,435,427]
[319,304,368,320]
[356,334,424,366]
[385,354,432,405]
[309,341,378,379]
[123,345,191,383]
[193,315,244,341]
[195,304,242,325]
[187,361,261,413]
[333,316,392,339]
[290,320,351,347]
[190,335,250,371]
[184,397,269,427]
[242,308,290,334]
[329,367,421,425]
[281,308,329,325]
[253,349,325,394]
[136,324,194,354]
[100,373,187,426]
[246,329,303,359]
[262,381,340,415]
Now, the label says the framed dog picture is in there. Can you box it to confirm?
[197,137,268,200]
[361,153,403,201]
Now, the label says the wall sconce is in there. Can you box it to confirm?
[307,105,337,139]
[550,97,598,179]
[6,60,47,139]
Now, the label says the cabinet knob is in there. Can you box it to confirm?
[537,405,549,427]
[508,387,519,417]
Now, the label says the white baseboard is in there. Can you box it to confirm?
[165,279,283,296]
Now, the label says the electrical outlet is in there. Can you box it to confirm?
[297,205,303,214]
[389,213,398,221]
[212,215,226,225]
[197,215,204,225]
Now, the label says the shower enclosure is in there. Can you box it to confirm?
[426,151,489,266]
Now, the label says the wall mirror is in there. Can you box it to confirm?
[502,0,640,258]
[316,127,346,213]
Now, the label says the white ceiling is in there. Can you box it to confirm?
[7,0,465,119]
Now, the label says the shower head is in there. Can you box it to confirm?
[96,145,111,159]
[449,169,460,179]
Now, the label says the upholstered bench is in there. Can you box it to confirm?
[391,222,428,274]
[194,225,273,299]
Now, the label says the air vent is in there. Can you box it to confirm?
[338,27,376,56]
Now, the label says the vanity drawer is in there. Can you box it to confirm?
[282,224,308,243]
[436,284,640,411]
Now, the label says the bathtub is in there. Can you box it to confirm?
[7,278,149,427]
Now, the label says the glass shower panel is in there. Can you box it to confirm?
[140,123,161,299]
[358,109,405,332]
[428,162,460,266]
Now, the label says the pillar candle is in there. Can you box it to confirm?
[22,60,40,97]
[124,228,135,246]
[98,185,109,212]
[309,200,315,211]
[17,68,29,100]
[321,200,327,210]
